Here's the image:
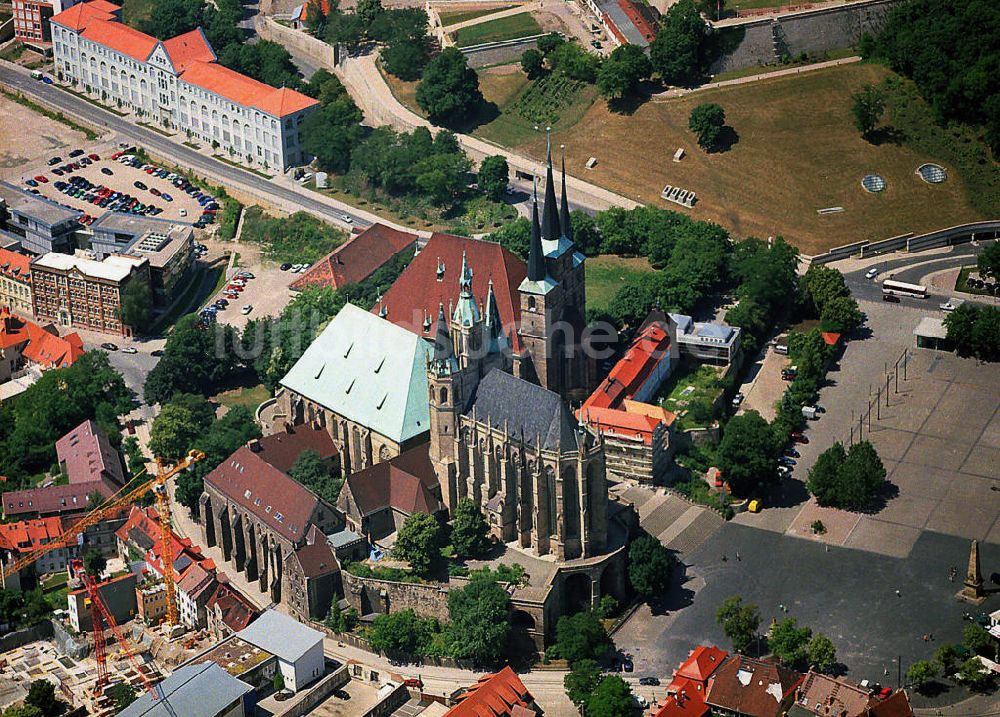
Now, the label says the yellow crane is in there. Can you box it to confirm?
[2,449,205,627]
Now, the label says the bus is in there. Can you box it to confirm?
[882,279,927,298]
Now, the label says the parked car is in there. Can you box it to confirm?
[639,677,660,686]
[121,346,138,354]
[34,175,48,183]
[150,188,161,196]
[88,153,99,161]
[134,181,147,190]
[47,156,62,166]
[784,447,800,458]
[69,148,84,157]
[731,392,745,407]
[403,678,423,689]
[150,349,164,357]
[160,192,172,202]
[339,212,352,223]
[939,298,963,312]
[101,167,114,176]
[865,268,879,280]
[280,263,292,271]
[101,342,119,351]
[778,456,797,466]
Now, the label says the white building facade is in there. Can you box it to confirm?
[50,1,318,172]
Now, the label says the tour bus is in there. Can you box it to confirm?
[882,279,927,299]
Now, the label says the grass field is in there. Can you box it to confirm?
[212,383,271,411]
[585,254,655,310]
[542,63,991,255]
[439,5,514,26]
[711,48,858,83]
[453,12,542,47]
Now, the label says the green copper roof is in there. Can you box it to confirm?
[280,303,432,444]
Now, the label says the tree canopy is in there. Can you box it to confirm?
[650,0,710,86]
[586,675,634,717]
[416,48,483,125]
[174,406,261,511]
[596,44,651,104]
[944,303,1000,362]
[769,618,812,666]
[447,572,510,664]
[450,498,491,559]
[393,512,444,576]
[143,314,243,405]
[807,440,887,510]
[851,84,885,139]
[689,103,726,150]
[148,393,215,461]
[808,633,837,673]
[627,535,675,598]
[551,611,612,664]
[978,242,1000,281]
[477,155,509,202]
[301,95,364,174]
[289,449,342,505]
[717,595,760,653]
[564,659,602,707]
[121,280,153,335]
[718,411,780,497]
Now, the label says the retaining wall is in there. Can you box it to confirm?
[0,621,54,653]
[341,571,451,621]
[459,34,546,68]
[362,684,411,717]
[257,17,338,67]
[274,664,350,717]
[710,0,899,74]
[808,221,1000,265]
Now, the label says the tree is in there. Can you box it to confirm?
[688,103,726,150]
[415,48,483,125]
[83,549,107,581]
[325,11,367,52]
[450,498,491,558]
[769,618,812,666]
[807,441,846,504]
[963,624,993,656]
[148,394,215,461]
[957,657,993,691]
[800,265,850,315]
[936,643,960,675]
[586,676,634,717]
[143,314,242,405]
[326,605,358,632]
[289,449,342,504]
[273,672,285,693]
[649,0,708,86]
[627,535,675,598]
[564,659,601,707]
[415,152,471,206]
[945,302,981,357]
[536,32,564,56]
[393,512,444,576]
[716,595,760,653]
[808,633,837,673]
[978,241,1000,281]
[551,611,611,664]
[851,84,885,139]
[820,295,865,333]
[367,609,432,654]
[478,155,509,202]
[447,572,510,663]
[596,44,651,103]
[906,660,939,692]
[547,41,599,83]
[807,441,885,511]
[25,680,60,717]
[521,48,544,79]
[381,37,430,81]
[303,0,328,34]
[717,411,780,497]
[3,706,44,717]
[487,218,530,260]
[300,96,364,173]
[136,0,202,38]
[106,682,137,712]
[120,280,152,335]
[356,0,383,25]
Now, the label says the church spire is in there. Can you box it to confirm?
[527,178,545,281]
[541,127,560,243]
[458,250,473,297]
[485,277,502,338]
[432,303,454,363]
[560,144,573,243]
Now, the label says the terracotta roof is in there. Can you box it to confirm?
[180,61,319,117]
[81,18,158,62]
[653,678,710,717]
[249,424,337,475]
[291,0,331,21]
[793,672,874,717]
[50,1,116,31]
[864,691,913,717]
[204,446,321,543]
[376,233,527,353]
[618,0,657,41]
[176,562,217,601]
[116,505,214,581]
[446,667,538,717]
[580,405,661,445]
[706,655,804,717]
[3,480,114,517]
[0,308,31,349]
[22,330,85,368]
[675,645,729,685]
[0,516,64,553]
[338,444,441,519]
[292,531,339,578]
[0,248,31,282]
[821,332,842,346]
[207,575,258,632]
[162,28,216,72]
[56,419,126,487]
[290,223,417,293]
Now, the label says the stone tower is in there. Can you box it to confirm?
[958,539,986,604]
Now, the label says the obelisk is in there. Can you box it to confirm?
[958,539,986,604]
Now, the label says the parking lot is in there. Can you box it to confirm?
[299,679,379,717]
[0,93,94,172]
[17,150,207,224]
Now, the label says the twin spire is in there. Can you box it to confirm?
[527,130,572,282]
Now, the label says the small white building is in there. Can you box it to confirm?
[236,609,324,692]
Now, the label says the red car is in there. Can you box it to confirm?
[34,175,48,183]
[790,432,809,444]
[403,678,423,689]
[110,151,123,160]
[88,153,99,161]
[150,188,161,196]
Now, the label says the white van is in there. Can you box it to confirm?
[774,344,789,355]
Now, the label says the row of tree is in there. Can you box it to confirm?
[944,303,1000,363]
[907,624,998,693]
[807,440,886,511]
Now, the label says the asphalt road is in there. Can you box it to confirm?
[843,244,985,305]
[0,64,375,229]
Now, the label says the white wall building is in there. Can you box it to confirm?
[236,609,324,692]
[50,1,319,172]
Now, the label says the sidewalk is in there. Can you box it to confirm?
[653,56,861,99]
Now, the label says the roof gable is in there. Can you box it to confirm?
[446,667,536,717]
[467,369,578,452]
[280,303,432,444]
[81,19,158,62]
[290,223,417,293]
[50,1,116,31]
[162,28,216,73]
[339,444,441,518]
[179,61,319,117]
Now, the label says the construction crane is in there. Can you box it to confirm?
[69,557,157,698]
[2,449,205,629]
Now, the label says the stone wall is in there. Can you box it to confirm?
[341,571,451,621]
[0,621,54,653]
[273,663,350,717]
[257,17,337,68]
[710,0,899,74]
[460,35,545,68]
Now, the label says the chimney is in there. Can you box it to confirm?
[247,439,262,452]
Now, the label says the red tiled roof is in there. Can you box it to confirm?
[618,0,657,42]
[207,574,258,632]
[250,423,338,474]
[290,223,417,293]
[865,691,913,717]
[55,419,126,487]
[446,667,538,717]
[580,405,661,445]
[116,505,213,581]
[0,516,64,553]
[0,248,31,282]
[653,678,710,717]
[338,444,442,519]
[0,308,84,368]
[292,527,339,578]
[706,655,803,717]
[675,645,729,685]
[50,1,115,31]
[204,446,321,543]
[180,61,319,117]
[162,28,216,73]
[3,481,114,517]
[378,233,527,352]
[0,308,31,349]
[793,672,875,717]
[292,0,331,21]
[821,332,842,346]
[81,18,158,62]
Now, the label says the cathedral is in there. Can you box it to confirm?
[425,142,608,561]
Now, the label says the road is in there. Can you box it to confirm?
[841,243,985,304]
[0,63,380,230]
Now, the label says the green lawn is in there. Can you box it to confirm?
[585,254,655,311]
[453,12,542,47]
[212,383,271,411]
[954,266,994,297]
[439,5,514,26]
[657,361,726,430]
[240,206,347,265]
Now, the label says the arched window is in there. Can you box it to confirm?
[528,296,536,311]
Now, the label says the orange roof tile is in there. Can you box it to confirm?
[0,516,64,553]
[446,667,537,717]
[180,61,319,117]
[50,1,115,31]
[0,248,31,282]
[162,28,216,72]
[581,405,661,445]
[653,679,710,717]
[290,223,418,293]
[22,329,84,368]
[81,18,158,62]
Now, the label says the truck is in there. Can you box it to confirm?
[31,70,43,80]
[801,406,819,420]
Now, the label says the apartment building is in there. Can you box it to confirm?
[0,249,33,316]
[30,251,149,336]
[11,0,81,48]
[50,1,319,172]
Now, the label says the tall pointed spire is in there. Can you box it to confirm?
[541,127,560,243]
[485,278,502,338]
[527,178,545,281]
[459,250,473,296]
[559,144,573,243]
[432,302,454,363]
